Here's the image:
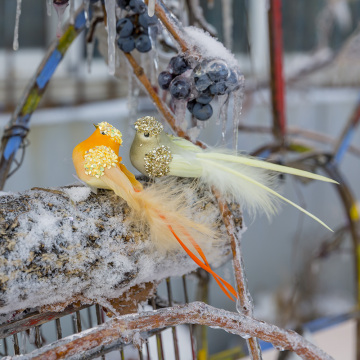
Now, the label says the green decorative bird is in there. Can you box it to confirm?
[130,116,338,231]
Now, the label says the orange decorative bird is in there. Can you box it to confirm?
[73,122,238,301]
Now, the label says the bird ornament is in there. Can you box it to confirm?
[73,122,238,301]
[130,116,338,231]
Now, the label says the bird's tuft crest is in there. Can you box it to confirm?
[134,116,163,137]
[97,122,123,145]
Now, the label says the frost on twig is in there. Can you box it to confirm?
[4,302,333,360]
[0,178,239,317]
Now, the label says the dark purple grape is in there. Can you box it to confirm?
[169,56,190,75]
[194,73,212,92]
[196,90,214,105]
[225,70,241,92]
[117,0,130,9]
[117,36,135,53]
[135,34,152,52]
[207,61,229,82]
[139,12,159,28]
[192,103,213,121]
[209,81,227,95]
[116,18,134,38]
[169,78,191,99]
[129,0,146,13]
[187,99,196,113]
[158,71,174,90]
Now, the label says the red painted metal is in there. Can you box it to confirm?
[268,0,286,143]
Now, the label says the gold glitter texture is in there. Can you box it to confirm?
[84,146,118,178]
[144,145,173,177]
[97,122,123,144]
[134,116,163,137]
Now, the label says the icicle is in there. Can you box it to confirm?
[221,0,233,50]
[13,0,22,51]
[54,3,69,38]
[84,0,91,28]
[47,0,53,16]
[216,94,229,126]
[105,0,116,76]
[69,0,75,24]
[232,88,244,152]
[86,41,94,73]
[127,61,138,119]
[148,0,156,17]
[173,100,188,130]
[149,26,159,85]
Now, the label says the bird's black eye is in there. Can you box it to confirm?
[101,131,106,135]
[144,133,150,137]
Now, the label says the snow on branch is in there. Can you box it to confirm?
[0,178,239,317]
[4,302,333,360]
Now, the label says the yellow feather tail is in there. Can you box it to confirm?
[201,159,333,232]
[197,152,338,184]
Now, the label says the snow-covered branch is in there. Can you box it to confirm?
[0,179,238,316]
[4,302,333,360]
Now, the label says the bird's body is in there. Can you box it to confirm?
[130,116,338,231]
[73,122,238,301]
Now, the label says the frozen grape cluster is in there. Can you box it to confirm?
[159,56,242,121]
[116,0,158,53]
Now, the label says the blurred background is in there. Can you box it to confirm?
[1,0,360,358]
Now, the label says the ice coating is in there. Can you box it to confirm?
[232,87,244,151]
[0,181,238,315]
[12,0,22,51]
[84,0,91,28]
[87,41,94,73]
[47,0,52,16]
[54,3,69,38]
[105,0,117,75]
[69,0,75,24]
[184,26,238,68]
[221,0,233,50]
[148,0,156,17]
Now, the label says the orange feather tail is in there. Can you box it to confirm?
[158,213,237,301]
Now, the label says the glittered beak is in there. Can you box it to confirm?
[93,124,99,129]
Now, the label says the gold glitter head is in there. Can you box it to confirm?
[84,146,119,178]
[144,145,173,177]
[134,116,163,137]
[96,122,123,145]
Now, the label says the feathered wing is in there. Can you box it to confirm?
[101,166,238,301]
[197,157,333,231]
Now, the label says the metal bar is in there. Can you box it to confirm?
[35,326,41,348]
[55,318,62,340]
[0,6,88,190]
[87,307,93,328]
[146,341,151,360]
[3,338,8,355]
[268,0,286,144]
[0,303,91,339]
[151,297,164,360]
[182,276,196,360]
[76,311,82,333]
[13,333,20,355]
[95,304,106,360]
[166,278,180,360]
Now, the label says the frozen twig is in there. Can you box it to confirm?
[186,0,218,37]
[4,302,333,360]
[127,2,263,357]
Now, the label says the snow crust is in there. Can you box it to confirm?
[184,26,238,68]
[63,186,92,203]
